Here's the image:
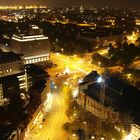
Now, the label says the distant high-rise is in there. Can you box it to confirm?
[11,25,50,64]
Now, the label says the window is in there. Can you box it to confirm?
[32,59,35,63]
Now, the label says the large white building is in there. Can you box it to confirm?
[11,29,50,65]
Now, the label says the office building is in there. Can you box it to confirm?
[11,26,50,64]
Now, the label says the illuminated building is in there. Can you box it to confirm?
[78,71,140,132]
[78,71,119,123]
[11,26,50,64]
[25,64,49,92]
[0,51,28,95]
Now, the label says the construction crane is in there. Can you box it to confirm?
[79,75,106,139]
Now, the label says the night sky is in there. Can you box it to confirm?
[0,0,140,9]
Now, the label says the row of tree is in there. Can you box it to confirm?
[92,42,140,67]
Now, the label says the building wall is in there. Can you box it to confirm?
[24,54,49,64]
[77,92,119,123]
[77,90,86,107]
[0,83,4,106]
[0,60,23,77]
[20,39,50,57]
[11,36,51,64]
[17,73,28,91]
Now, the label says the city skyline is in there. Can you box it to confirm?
[0,4,140,140]
[0,0,140,9]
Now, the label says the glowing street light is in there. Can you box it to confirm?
[91,136,95,139]
[72,133,76,137]
[97,76,103,83]
[83,121,87,125]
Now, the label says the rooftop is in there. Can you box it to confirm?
[25,64,49,79]
[12,34,48,42]
[0,51,22,64]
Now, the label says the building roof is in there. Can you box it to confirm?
[82,71,140,98]
[31,79,46,91]
[79,71,100,85]
[0,74,19,83]
[0,51,22,64]
[25,64,49,79]
[12,34,48,42]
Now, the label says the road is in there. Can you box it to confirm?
[48,53,103,76]
[25,52,103,140]
[25,76,78,140]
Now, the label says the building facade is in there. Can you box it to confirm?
[11,34,50,64]
[78,91,119,123]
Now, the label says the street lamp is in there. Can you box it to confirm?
[72,133,76,137]
[83,121,87,125]
[91,136,95,139]
[97,76,103,83]
[61,48,64,53]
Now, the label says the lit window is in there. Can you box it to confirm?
[29,59,32,63]
[32,59,35,63]
[26,60,28,64]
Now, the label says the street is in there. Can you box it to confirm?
[24,76,78,140]
[24,52,102,140]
